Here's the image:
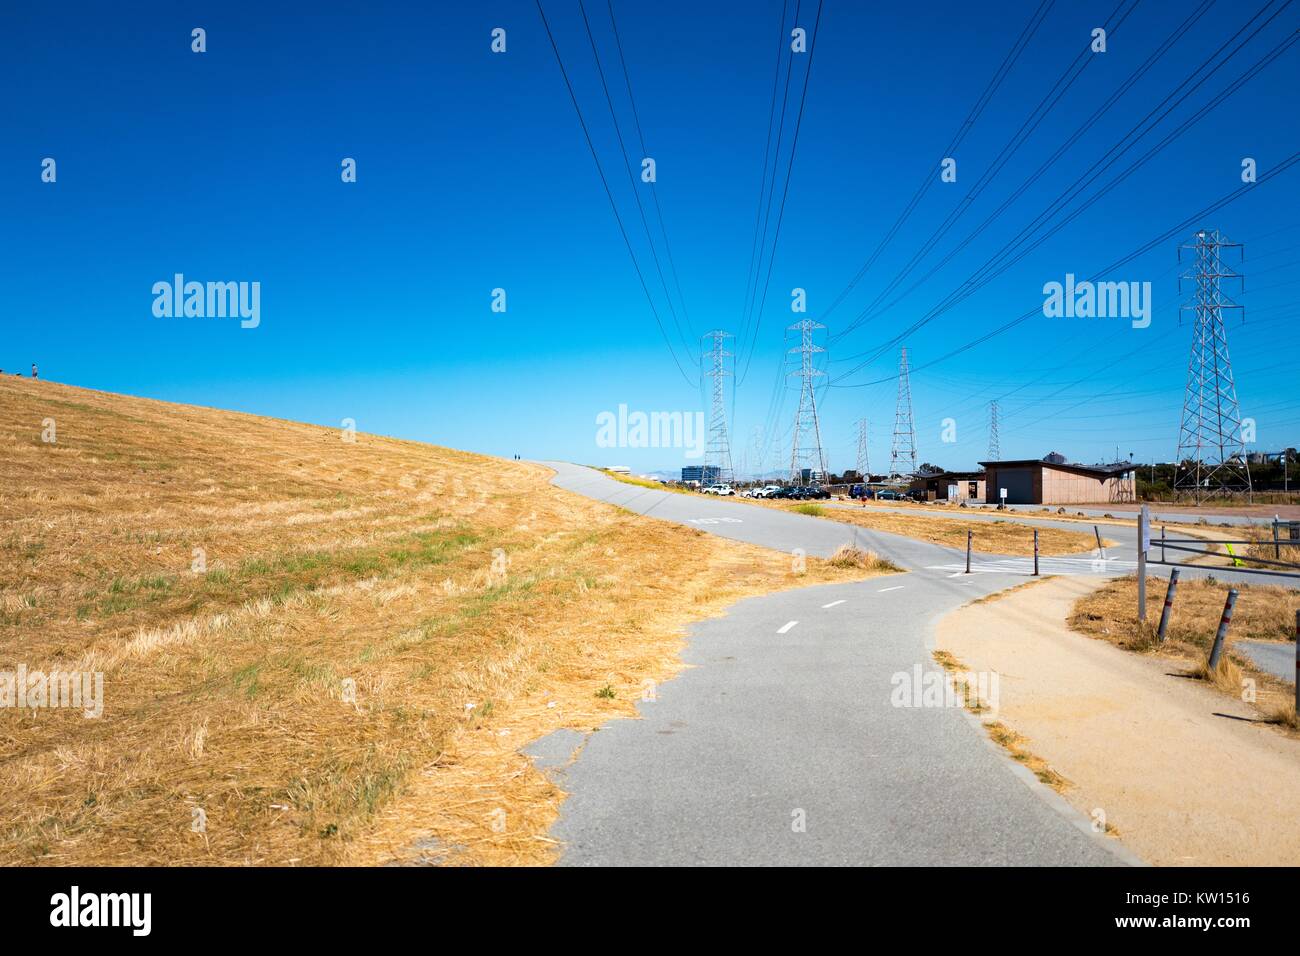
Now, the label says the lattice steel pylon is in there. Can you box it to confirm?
[1174,230,1252,503]
[987,401,1000,461]
[889,347,918,479]
[788,320,828,484]
[855,419,870,481]
[702,330,735,484]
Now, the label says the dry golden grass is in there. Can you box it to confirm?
[770,504,1113,556]
[1069,574,1298,725]
[826,544,899,572]
[0,377,893,867]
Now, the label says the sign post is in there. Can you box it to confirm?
[1137,504,1150,622]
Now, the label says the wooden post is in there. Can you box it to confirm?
[965,530,972,574]
[1207,589,1239,671]
[1033,529,1040,576]
[1157,569,1180,642]
[1295,610,1299,716]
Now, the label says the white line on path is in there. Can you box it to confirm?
[878,586,904,593]
[777,620,799,634]
[821,600,846,608]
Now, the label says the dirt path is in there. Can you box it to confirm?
[938,576,1300,866]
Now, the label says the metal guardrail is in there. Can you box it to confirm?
[1136,507,1300,619]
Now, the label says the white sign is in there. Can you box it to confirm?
[999,488,1007,500]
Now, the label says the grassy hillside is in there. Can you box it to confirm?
[0,377,887,865]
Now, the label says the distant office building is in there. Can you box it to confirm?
[681,465,720,485]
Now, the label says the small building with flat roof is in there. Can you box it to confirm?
[979,456,1136,505]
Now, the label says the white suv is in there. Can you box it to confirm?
[703,483,735,496]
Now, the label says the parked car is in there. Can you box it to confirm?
[754,485,783,498]
[876,489,905,501]
[803,485,830,500]
[849,484,875,499]
[703,483,735,496]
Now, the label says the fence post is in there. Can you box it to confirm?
[1137,506,1149,622]
[965,530,972,574]
[1157,569,1180,642]
[1033,529,1040,576]
[1161,525,1166,563]
[1207,589,1239,671]
[1295,610,1299,716]
[1094,524,1105,559]
[1275,516,1281,560]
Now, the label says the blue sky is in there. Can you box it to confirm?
[3,0,1298,475]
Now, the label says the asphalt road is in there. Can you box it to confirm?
[1238,640,1297,683]
[535,463,1138,866]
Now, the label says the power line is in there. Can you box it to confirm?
[534,0,695,386]
[605,0,693,334]
[736,0,794,365]
[577,0,694,357]
[830,0,1154,345]
[738,0,825,386]
[816,0,1056,328]
[830,24,1300,387]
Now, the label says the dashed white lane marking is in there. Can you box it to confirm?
[821,599,846,608]
[777,620,799,634]
[878,586,904,593]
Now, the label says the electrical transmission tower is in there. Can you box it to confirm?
[855,419,870,481]
[1174,230,1252,502]
[889,347,918,479]
[987,401,1000,460]
[702,330,735,484]
[788,320,828,484]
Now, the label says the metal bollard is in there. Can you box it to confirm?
[966,530,972,574]
[1094,524,1105,559]
[1294,610,1299,715]
[1156,569,1180,642]
[1207,589,1239,671]
[1033,529,1039,576]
